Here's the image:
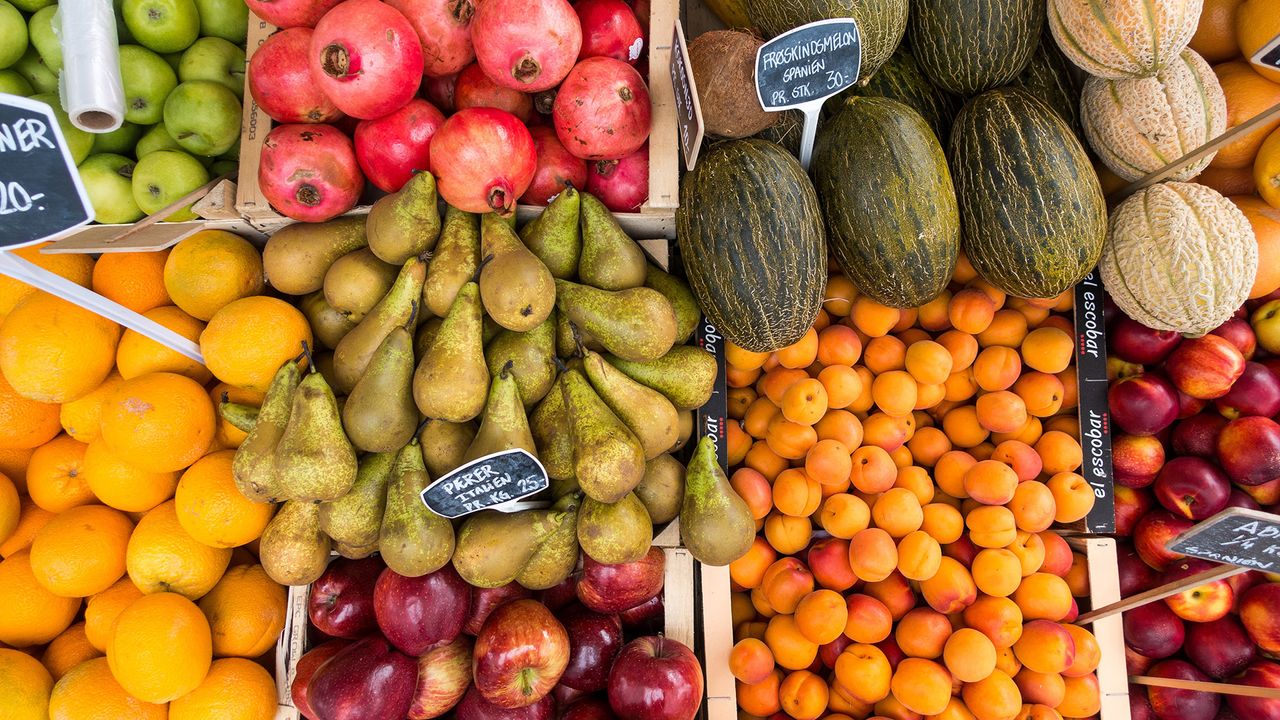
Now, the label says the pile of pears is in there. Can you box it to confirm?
[229,172,756,590]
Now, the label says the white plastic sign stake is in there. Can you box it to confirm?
[1252,32,1280,76]
[755,19,861,169]
[670,19,705,169]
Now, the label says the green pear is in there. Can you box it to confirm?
[485,314,556,407]
[452,508,562,588]
[478,213,555,332]
[644,264,700,343]
[560,368,645,503]
[262,215,368,295]
[606,345,718,410]
[274,370,358,501]
[343,326,418,452]
[323,248,399,323]
[680,436,755,566]
[333,256,427,393]
[555,279,677,362]
[367,171,442,264]
[380,442,454,577]
[219,401,258,433]
[260,500,330,586]
[462,364,536,463]
[231,361,299,502]
[516,494,580,590]
[578,191,646,290]
[530,372,575,482]
[635,453,685,524]
[418,418,477,478]
[423,206,479,318]
[414,282,488,422]
[583,350,679,459]
[320,450,395,549]
[556,310,603,357]
[577,492,652,564]
[519,186,580,279]
[298,292,357,350]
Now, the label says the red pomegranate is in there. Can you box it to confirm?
[259,124,364,222]
[421,73,458,113]
[454,63,534,123]
[385,0,476,78]
[249,28,344,124]
[309,0,424,120]
[244,0,341,28]
[553,57,651,160]
[429,107,536,215]
[354,98,446,193]
[575,0,644,64]
[631,0,650,35]
[471,0,582,92]
[522,125,588,205]
[586,142,647,212]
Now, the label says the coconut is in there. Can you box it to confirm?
[689,30,778,139]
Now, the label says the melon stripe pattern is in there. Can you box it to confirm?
[1014,33,1086,139]
[908,0,1045,96]
[845,47,962,144]
[742,0,909,82]
[1047,0,1204,79]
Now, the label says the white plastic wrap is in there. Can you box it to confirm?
[58,0,126,132]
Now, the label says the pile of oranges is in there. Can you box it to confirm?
[0,232,307,720]
[723,254,1103,720]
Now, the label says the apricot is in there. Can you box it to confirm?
[872,487,924,538]
[963,459,1019,505]
[767,415,819,460]
[939,330,979,371]
[1021,326,1073,374]
[893,308,919,333]
[943,405,990,448]
[974,346,1022,392]
[819,365,863,410]
[1037,531,1073,577]
[1012,619,1076,675]
[1014,668,1066,708]
[728,341,771,371]
[991,440,1043,482]
[972,548,1023,598]
[1008,481,1057,533]
[843,594,893,644]
[731,592,755,627]
[903,340,952,384]
[864,571,916,620]
[828,681,876,718]
[751,586,776,617]
[850,366,876,413]
[918,291,954,332]
[759,367,808,406]
[737,669,783,717]
[1015,703,1062,720]
[852,297,901,337]
[764,512,812,555]
[823,275,857,316]
[922,503,965,544]
[745,440,788,481]
[737,620,768,642]
[773,468,823,518]
[1013,573,1074,622]
[730,536,777,589]
[834,643,892,704]
[765,614,820,670]
[890,658,954,716]
[995,645,1023,677]
[806,537,857,592]
[727,365,762,390]
[795,589,848,645]
[950,288,997,335]
[1046,472,1095,524]
[1056,673,1100,718]
[849,528,898,583]
[730,638,776,684]
[936,451,978,498]
[1064,553,1090,598]
[961,669,1022,720]
[967,506,1018,549]
[944,368,981,403]
[1043,415,1079,440]
[744,397,783,439]
[863,411,913,452]
[896,607,953,659]
[1013,372,1065,418]
[815,409,864,448]
[865,335,908,374]
[943,627,997,683]
[964,595,1025,648]
[994,416,1043,447]
[1034,431,1082,475]
[1057,368,1078,410]
[778,669,829,720]
[850,445,897,494]
[777,328,819,369]
[819,494,871,540]
[1008,531,1046,577]
[1061,625,1101,677]
[817,324,863,367]
[934,697,981,720]
[897,530,942,582]
[781,378,829,426]
[894,465,935,505]
[731,468,773,521]
[920,556,978,614]
[804,439,852,488]
[978,308,1029,348]
[907,426,952,468]
[728,422,751,466]
[760,557,814,614]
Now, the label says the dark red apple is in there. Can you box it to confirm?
[1226,488,1263,511]
[409,636,473,720]
[1167,335,1247,400]
[1240,582,1280,655]
[618,594,663,633]
[559,605,624,692]
[1110,374,1180,436]
[537,578,579,613]
[1217,416,1280,485]
[1227,660,1280,720]
[1123,601,1185,659]
[1153,456,1232,520]
[1173,412,1229,458]
[308,637,419,720]
[1161,558,1235,622]
[1228,570,1264,608]
[1217,362,1280,419]
[1116,486,1157,536]
[1118,542,1162,597]
[1112,315,1183,364]
[375,565,473,656]
[1147,660,1221,720]
[1179,388,1210,418]
[309,556,384,639]
[1185,615,1256,678]
[552,684,588,709]
[577,547,665,614]
[474,599,570,708]
[1128,644,1156,675]
[465,582,534,635]
[292,640,349,720]
[562,696,618,720]
[1114,434,1167,488]
[1211,317,1258,360]
[607,636,704,720]
[1131,686,1158,720]
[1134,510,1194,570]
[455,684,556,720]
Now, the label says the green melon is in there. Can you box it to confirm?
[909,0,1044,95]
[845,46,962,143]
[1014,33,1085,139]
[742,0,909,81]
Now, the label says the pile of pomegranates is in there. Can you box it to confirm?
[247,0,654,222]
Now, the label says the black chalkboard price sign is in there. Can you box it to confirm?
[1167,507,1280,571]
[420,448,550,519]
[0,94,94,247]
[669,19,705,169]
[1252,33,1280,75]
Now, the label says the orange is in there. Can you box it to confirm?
[1231,196,1280,298]
[58,372,123,443]
[108,592,213,703]
[164,231,265,321]
[0,472,16,543]
[1191,0,1244,62]
[0,647,54,720]
[1198,164,1258,195]
[0,242,93,319]
[100,372,216,473]
[1256,126,1280,209]
[1238,0,1280,82]
[30,505,134,597]
[91,250,172,314]
[0,551,81,646]
[169,657,277,720]
[84,578,145,652]
[116,306,211,383]
[0,497,54,557]
[83,439,180,513]
[0,446,32,493]
[175,450,274,549]
[198,563,286,658]
[201,296,313,393]
[26,434,93,512]
[0,368,61,451]
[49,656,168,720]
[127,500,232,600]
[0,292,121,403]
[1212,61,1280,169]
[41,623,102,680]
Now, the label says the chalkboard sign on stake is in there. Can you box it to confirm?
[669,19,705,169]
[420,448,551,519]
[1252,32,1280,75]
[0,93,94,247]
[754,18,861,169]
[1166,506,1280,571]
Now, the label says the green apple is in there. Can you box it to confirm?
[135,121,181,156]
[27,6,61,73]
[29,92,94,164]
[1252,300,1280,355]
[119,44,177,125]
[218,134,239,160]
[131,148,209,220]
[163,80,241,156]
[0,1,28,70]
[79,153,145,224]
[91,121,145,155]
[162,51,182,72]
[8,0,53,12]
[12,48,55,93]
[113,0,135,43]
[123,0,199,54]
[178,37,244,97]
[194,0,247,44]
[209,158,238,177]
[0,69,33,94]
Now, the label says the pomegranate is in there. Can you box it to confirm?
[421,73,458,113]
[522,125,588,205]
[385,0,476,78]
[471,0,582,92]
[244,0,341,28]
[355,98,446,193]
[575,0,644,64]
[259,124,364,222]
[249,27,344,124]
[309,0,424,120]
[430,107,536,215]
[553,57,651,160]
[630,0,650,36]
[454,63,535,123]
[586,142,647,212]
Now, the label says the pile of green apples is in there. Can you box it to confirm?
[0,0,247,224]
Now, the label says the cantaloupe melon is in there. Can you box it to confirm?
[1081,49,1226,182]
[1101,182,1258,337]
[1047,0,1203,78]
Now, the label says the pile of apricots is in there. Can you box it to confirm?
[723,254,1104,720]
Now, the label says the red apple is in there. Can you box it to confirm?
[1228,570,1264,609]
[1218,416,1280,485]
[1115,486,1156,536]
[1227,489,1263,511]
[1185,615,1256,678]
[309,556,384,639]
[1134,510,1194,570]
[1167,335,1247,400]
[375,565,473,656]
[562,696,617,720]
[1112,315,1183,364]
[1147,660,1221,720]
[577,547,665,614]
[1114,434,1167,488]
[1118,542,1162,596]
[1123,601,1185,659]
[551,684,588,709]
[1227,660,1280,720]
[474,599,570,708]
[1178,388,1210,418]
[1240,582,1280,654]
[1110,374,1180,436]
[455,684,556,720]
[1217,362,1280,419]
[309,637,420,720]
[559,605,624,692]
[409,636,473,720]
[617,594,663,633]
[1131,686,1158,720]
[466,582,534,635]
[292,640,349,720]
[1162,559,1235,622]
[1211,317,1258,360]
[607,636,704,720]
[1127,644,1156,675]
[538,578,579,613]
[1173,412,1229,458]
[1245,478,1280,504]
[1154,456,1232,520]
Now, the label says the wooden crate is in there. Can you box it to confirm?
[236,0,680,239]
[1070,536,1132,720]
